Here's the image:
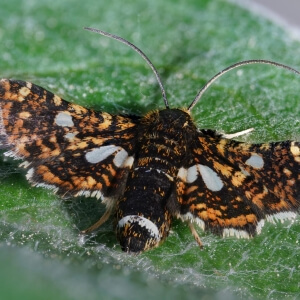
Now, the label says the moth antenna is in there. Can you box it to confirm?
[188,59,300,112]
[84,27,169,109]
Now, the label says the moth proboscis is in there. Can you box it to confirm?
[0,27,299,253]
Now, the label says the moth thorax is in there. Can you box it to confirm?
[116,215,161,253]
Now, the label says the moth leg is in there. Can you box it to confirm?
[81,207,112,234]
[188,222,204,249]
[221,127,254,139]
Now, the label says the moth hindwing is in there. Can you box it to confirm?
[1,28,299,253]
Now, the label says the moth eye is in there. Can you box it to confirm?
[117,215,161,253]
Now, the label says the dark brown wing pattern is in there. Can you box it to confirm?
[0,79,138,201]
[0,79,299,250]
[176,130,300,238]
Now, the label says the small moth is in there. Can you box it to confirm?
[0,27,299,253]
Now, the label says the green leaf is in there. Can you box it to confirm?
[0,0,300,299]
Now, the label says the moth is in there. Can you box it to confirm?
[0,27,299,253]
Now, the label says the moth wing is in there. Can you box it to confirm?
[0,79,138,203]
[175,130,300,238]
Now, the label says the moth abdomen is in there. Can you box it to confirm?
[116,168,173,253]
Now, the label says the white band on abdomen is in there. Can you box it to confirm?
[118,215,160,240]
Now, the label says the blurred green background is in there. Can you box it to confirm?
[0,0,300,299]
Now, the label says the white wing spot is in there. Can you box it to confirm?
[118,215,160,240]
[55,112,74,127]
[198,164,224,191]
[113,149,129,168]
[245,154,264,169]
[187,165,198,183]
[64,132,77,140]
[85,145,120,164]
[177,167,187,181]
[177,165,224,191]
[177,166,198,183]
[124,156,134,168]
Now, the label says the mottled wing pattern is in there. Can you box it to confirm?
[0,79,138,202]
[176,130,300,238]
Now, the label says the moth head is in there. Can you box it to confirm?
[116,215,161,253]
